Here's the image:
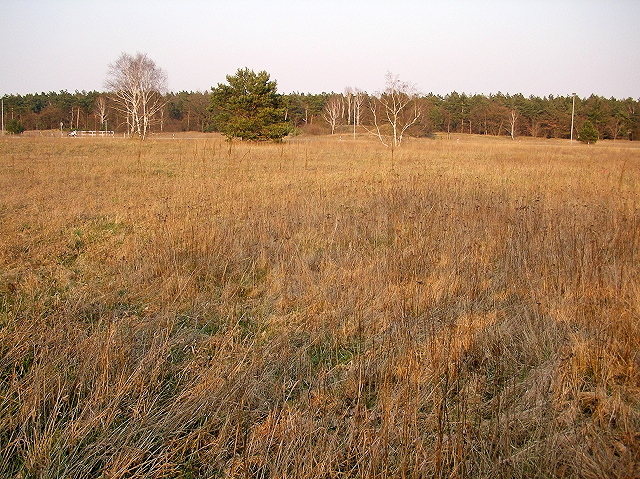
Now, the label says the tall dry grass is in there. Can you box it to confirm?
[0,134,639,478]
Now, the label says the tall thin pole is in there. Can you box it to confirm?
[1,97,4,135]
[570,92,576,144]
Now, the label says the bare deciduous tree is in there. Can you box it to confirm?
[344,87,365,138]
[352,88,364,139]
[509,109,518,140]
[344,87,353,125]
[364,73,422,149]
[607,116,624,141]
[94,96,108,131]
[105,52,168,139]
[322,94,343,135]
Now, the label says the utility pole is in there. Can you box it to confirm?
[1,96,4,135]
[570,92,576,144]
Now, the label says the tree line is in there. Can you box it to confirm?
[2,72,638,142]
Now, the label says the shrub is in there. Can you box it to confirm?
[5,118,25,135]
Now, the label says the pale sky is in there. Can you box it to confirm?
[1,0,638,98]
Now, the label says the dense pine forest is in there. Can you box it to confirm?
[2,89,639,140]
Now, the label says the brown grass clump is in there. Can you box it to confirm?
[1,134,639,478]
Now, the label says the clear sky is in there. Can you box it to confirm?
[1,0,638,98]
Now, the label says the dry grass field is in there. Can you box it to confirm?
[1,133,639,478]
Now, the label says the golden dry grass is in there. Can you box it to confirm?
[1,134,639,478]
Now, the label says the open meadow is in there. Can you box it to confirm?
[1,133,639,478]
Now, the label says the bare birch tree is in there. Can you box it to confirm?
[322,94,343,135]
[94,96,108,131]
[364,73,422,149]
[105,52,168,139]
[344,87,353,125]
[509,109,518,140]
[344,87,365,138]
[352,88,364,139]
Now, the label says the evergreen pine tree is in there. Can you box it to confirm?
[578,120,599,144]
[209,68,290,141]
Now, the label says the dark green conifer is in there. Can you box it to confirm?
[209,68,290,141]
[578,120,599,144]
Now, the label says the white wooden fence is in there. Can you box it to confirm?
[68,130,115,137]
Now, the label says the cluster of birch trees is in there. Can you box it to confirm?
[310,85,639,142]
[104,53,167,139]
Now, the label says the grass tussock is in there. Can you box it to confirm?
[1,134,639,478]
